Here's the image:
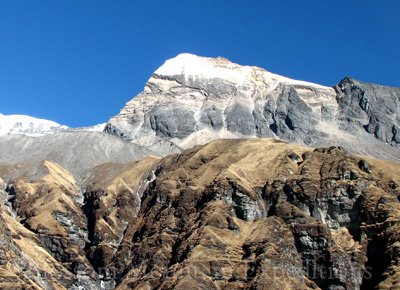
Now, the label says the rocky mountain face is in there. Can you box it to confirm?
[335,77,400,145]
[0,139,399,289]
[105,53,400,161]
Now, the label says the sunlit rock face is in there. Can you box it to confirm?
[105,53,400,161]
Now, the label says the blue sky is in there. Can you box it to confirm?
[0,1,399,127]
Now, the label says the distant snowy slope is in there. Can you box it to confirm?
[0,114,107,136]
[0,113,67,136]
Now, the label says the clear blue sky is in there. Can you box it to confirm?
[0,1,399,127]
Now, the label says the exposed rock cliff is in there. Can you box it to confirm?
[1,139,399,289]
[335,77,400,145]
[105,53,400,161]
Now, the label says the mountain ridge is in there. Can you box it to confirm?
[104,53,400,161]
[2,53,399,180]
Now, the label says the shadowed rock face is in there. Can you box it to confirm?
[1,138,399,289]
[335,77,400,145]
[148,104,197,139]
[105,53,400,161]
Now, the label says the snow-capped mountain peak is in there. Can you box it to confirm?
[153,53,329,89]
[154,53,240,78]
[105,53,400,161]
[0,114,68,136]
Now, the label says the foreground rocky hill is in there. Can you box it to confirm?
[1,138,399,289]
[105,53,400,161]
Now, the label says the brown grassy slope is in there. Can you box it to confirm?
[10,160,83,236]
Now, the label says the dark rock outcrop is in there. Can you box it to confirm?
[148,104,197,139]
[336,77,400,145]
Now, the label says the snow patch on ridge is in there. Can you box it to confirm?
[74,123,106,132]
